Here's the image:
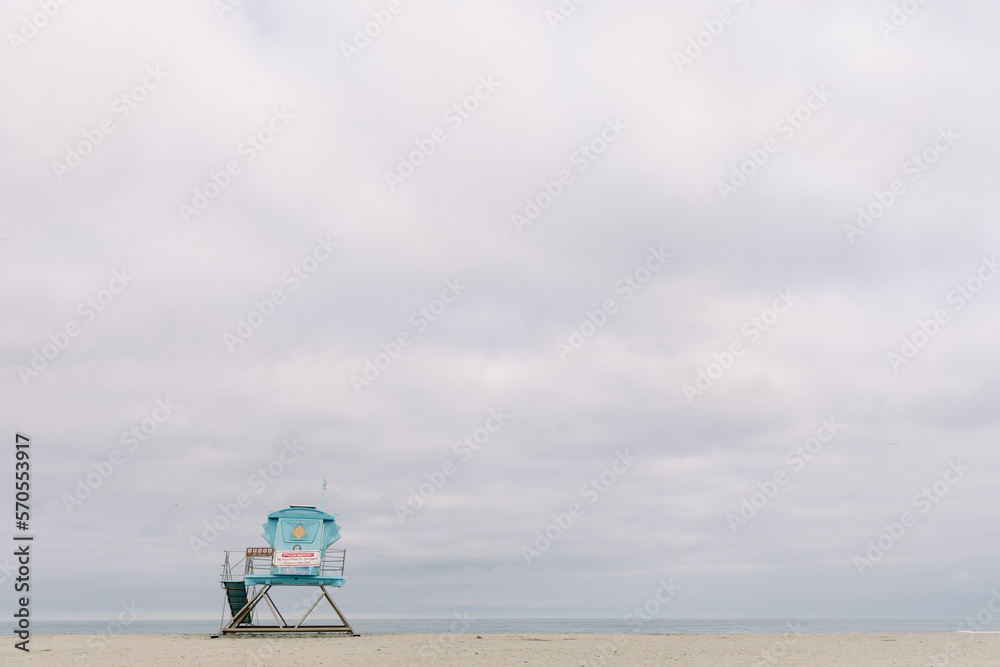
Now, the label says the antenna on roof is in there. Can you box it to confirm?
[319,476,328,512]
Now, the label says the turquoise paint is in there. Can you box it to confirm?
[245,505,345,587]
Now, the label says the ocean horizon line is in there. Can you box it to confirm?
[21,613,970,622]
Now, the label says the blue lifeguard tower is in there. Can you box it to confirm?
[216,505,358,636]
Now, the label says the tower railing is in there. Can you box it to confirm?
[219,551,244,582]
[220,549,347,581]
[320,549,347,577]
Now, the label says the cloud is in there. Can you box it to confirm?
[1,0,999,619]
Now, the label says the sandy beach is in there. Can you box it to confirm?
[4,632,999,666]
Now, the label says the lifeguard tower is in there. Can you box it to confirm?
[216,505,358,636]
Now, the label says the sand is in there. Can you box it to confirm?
[4,632,999,666]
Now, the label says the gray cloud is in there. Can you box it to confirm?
[2,0,1000,621]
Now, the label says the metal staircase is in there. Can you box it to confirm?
[222,581,252,625]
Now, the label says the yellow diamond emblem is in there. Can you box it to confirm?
[292,524,307,539]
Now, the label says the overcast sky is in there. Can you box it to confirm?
[2,0,1000,621]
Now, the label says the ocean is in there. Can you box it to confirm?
[0,618,974,635]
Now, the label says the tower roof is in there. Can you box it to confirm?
[266,505,336,521]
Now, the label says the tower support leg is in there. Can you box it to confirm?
[220,584,358,635]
